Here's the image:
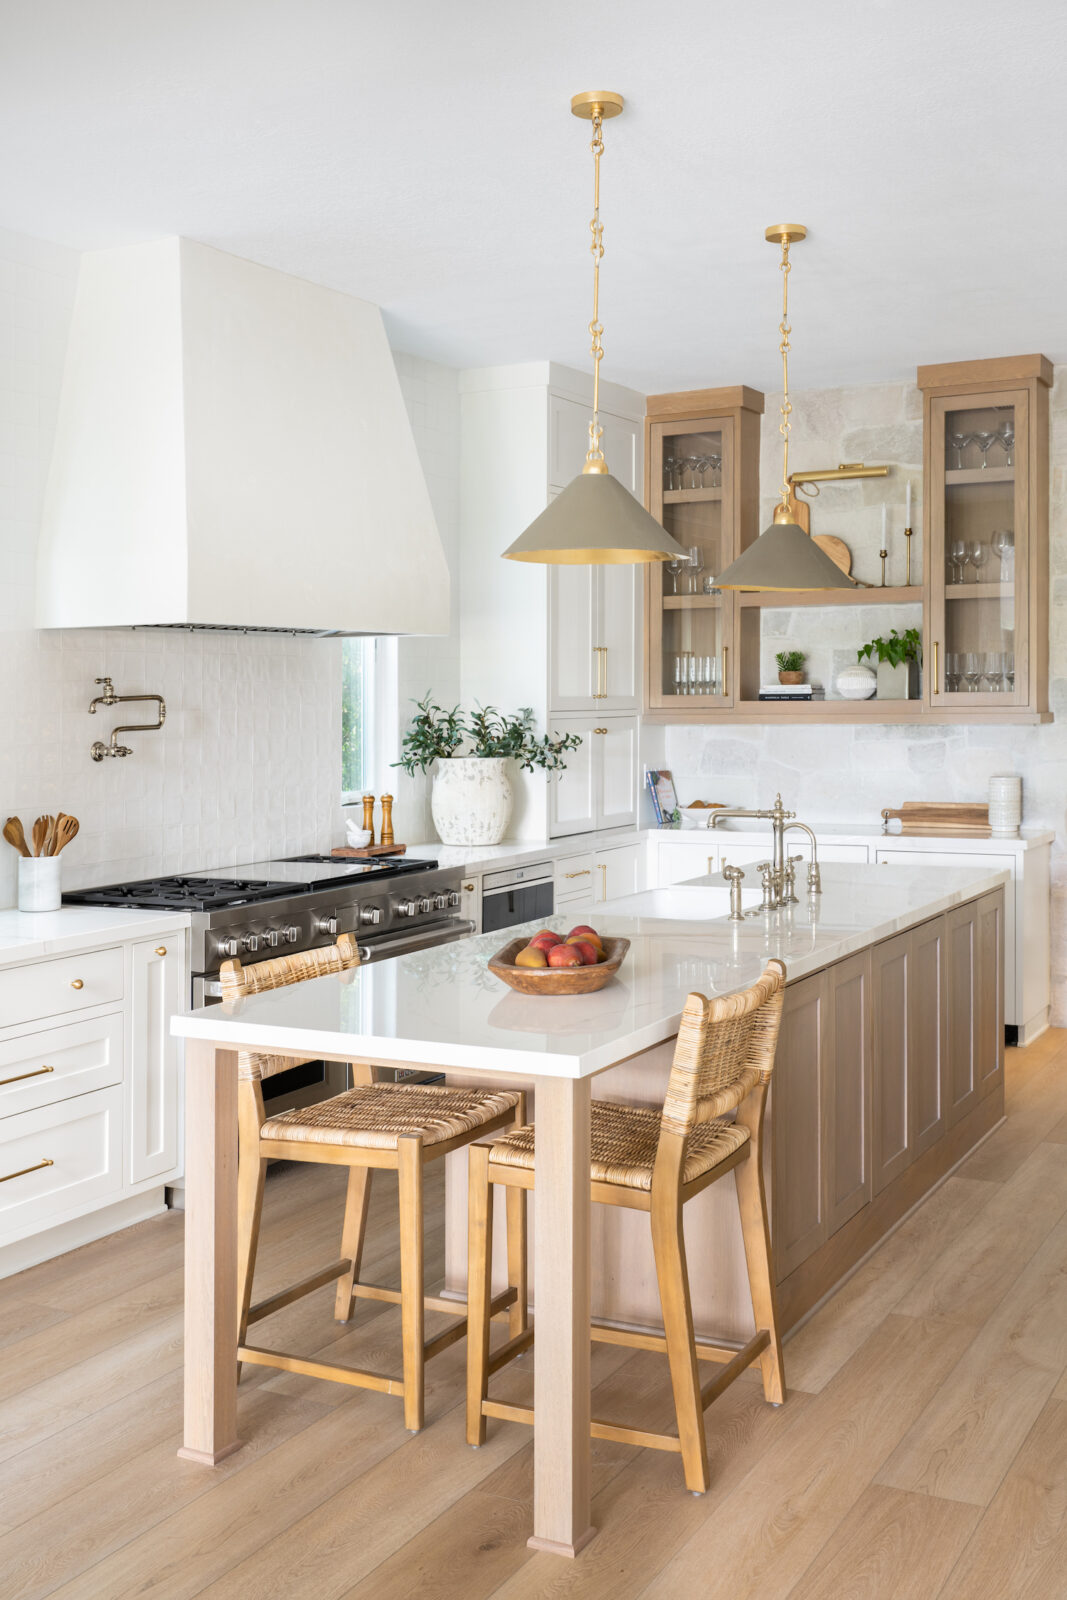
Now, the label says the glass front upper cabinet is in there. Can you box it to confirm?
[644,389,763,714]
[921,358,1050,718]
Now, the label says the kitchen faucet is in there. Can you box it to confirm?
[784,821,822,894]
[708,794,821,910]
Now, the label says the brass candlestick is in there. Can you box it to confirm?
[380,794,394,848]
[904,525,913,587]
[361,793,375,846]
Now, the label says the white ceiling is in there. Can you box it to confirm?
[4,0,1066,394]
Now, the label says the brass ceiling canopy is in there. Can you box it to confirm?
[715,224,853,592]
[502,93,686,566]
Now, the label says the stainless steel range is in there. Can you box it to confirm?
[66,854,471,1002]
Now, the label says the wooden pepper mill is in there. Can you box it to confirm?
[360,793,375,846]
[380,794,395,849]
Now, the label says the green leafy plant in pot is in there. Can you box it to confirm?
[396,697,582,846]
[857,627,922,700]
[775,649,806,686]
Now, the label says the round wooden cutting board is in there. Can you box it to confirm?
[813,534,854,577]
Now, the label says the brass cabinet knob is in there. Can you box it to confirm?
[155,946,167,957]
[70,979,84,990]
[462,883,476,893]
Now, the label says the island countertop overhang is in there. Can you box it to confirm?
[170,862,1010,1080]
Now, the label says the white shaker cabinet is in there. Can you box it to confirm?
[548,562,641,714]
[593,841,644,904]
[548,716,638,837]
[127,938,183,1186]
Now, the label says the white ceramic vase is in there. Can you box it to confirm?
[431,757,514,846]
[836,663,877,701]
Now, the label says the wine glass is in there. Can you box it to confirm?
[948,538,967,584]
[1005,652,1015,691]
[992,528,1015,582]
[944,651,961,692]
[947,431,972,469]
[991,651,1011,691]
[685,455,701,490]
[686,545,704,595]
[709,452,722,488]
[961,652,982,692]
[968,540,989,585]
[663,455,677,492]
[696,455,711,489]
[666,556,684,595]
[972,430,997,468]
[997,421,1015,466]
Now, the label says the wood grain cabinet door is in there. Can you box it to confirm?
[871,932,913,1195]
[826,952,872,1234]
[908,914,947,1159]
[945,901,979,1127]
[976,889,1005,1099]
[772,970,829,1280]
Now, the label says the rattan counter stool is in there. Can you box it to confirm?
[466,958,786,1493]
[225,933,527,1432]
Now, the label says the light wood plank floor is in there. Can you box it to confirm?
[4,1033,1067,1599]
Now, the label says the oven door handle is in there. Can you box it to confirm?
[356,920,476,964]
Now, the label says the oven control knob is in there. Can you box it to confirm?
[284,926,299,944]
[265,929,281,949]
[241,933,260,954]
[397,899,416,917]
[359,906,382,926]
[316,915,338,937]
[418,897,433,914]
[217,937,239,959]
[447,890,461,908]
[433,893,449,911]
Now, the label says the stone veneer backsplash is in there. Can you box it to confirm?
[643,371,1067,1024]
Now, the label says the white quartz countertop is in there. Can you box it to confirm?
[171,862,1008,1080]
[403,830,644,876]
[0,906,190,968]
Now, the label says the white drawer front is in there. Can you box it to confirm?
[0,947,124,1031]
[0,1087,123,1243]
[555,853,595,906]
[0,1013,123,1119]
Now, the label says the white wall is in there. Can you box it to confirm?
[0,225,335,904]
[643,374,1067,1020]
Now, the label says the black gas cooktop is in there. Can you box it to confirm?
[62,853,437,913]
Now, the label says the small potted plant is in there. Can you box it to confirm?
[396,697,582,846]
[775,650,806,686]
[857,627,923,700]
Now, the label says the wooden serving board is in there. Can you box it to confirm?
[330,844,408,858]
[881,803,991,837]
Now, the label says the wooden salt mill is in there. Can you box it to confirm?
[380,794,395,848]
[361,793,375,846]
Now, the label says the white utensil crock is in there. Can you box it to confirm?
[989,774,1022,838]
[18,856,61,911]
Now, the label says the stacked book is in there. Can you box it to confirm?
[757,683,819,702]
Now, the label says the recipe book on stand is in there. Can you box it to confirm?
[757,683,825,702]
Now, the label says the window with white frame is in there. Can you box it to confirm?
[341,636,397,802]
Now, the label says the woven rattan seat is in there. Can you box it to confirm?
[489,1099,750,1192]
[262,1083,520,1151]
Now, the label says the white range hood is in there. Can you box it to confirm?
[37,238,450,635]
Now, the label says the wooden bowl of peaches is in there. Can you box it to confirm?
[488,924,630,995]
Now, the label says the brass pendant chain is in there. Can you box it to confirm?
[585,107,606,470]
[777,236,792,509]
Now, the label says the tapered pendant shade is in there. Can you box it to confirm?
[502,471,688,565]
[715,509,855,591]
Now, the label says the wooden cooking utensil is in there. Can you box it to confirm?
[31,815,54,858]
[2,817,31,858]
[52,816,80,854]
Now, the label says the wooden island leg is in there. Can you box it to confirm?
[178,1041,242,1466]
[528,1074,595,1558]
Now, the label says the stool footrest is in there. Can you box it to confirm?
[590,1320,750,1366]
[479,1396,684,1456]
[247,1258,351,1325]
[350,1283,517,1319]
[238,1344,403,1395]
[700,1330,770,1410]
[487,1325,535,1375]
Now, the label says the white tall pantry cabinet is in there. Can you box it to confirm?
[459,363,644,839]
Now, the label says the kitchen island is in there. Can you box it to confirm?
[171,861,1006,1557]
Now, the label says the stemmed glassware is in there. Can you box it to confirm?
[948,538,968,584]
[992,528,1015,582]
[685,545,704,595]
[944,652,961,692]
[972,430,997,468]
[665,555,684,595]
[707,452,722,488]
[685,455,702,490]
[947,431,972,469]
[968,539,989,585]
[997,420,1015,466]
[663,455,678,492]
[961,652,982,692]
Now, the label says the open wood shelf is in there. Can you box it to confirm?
[646,704,1052,726]
[945,582,1015,600]
[945,466,1014,485]
[662,594,724,609]
[737,586,921,609]
[662,487,723,504]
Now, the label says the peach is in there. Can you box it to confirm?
[566,939,599,966]
[514,945,548,969]
[547,944,582,968]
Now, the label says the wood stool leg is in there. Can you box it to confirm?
[466,1143,494,1446]
[735,1147,785,1405]
[650,1186,709,1494]
[334,1165,373,1322]
[397,1134,425,1432]
[505,1093,528,1339]
[235,1102,266,1383]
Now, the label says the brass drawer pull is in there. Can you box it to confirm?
[932,640,940,692]
[0,1157,54,1185]
[70,979,84,990]
[564,869,591,879]
[599,864,607,895]
[155,946,167,957]
[0,1066,55,1089]
[593,645,608,698]
[707,856,714,874]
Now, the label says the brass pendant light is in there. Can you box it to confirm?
[715,226,853,592]
[502,94,687,566]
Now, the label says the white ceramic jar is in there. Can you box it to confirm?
[431,757,514,846]
[18,856,61,911]
[835,663,877,701]
[989,773,1022,838]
